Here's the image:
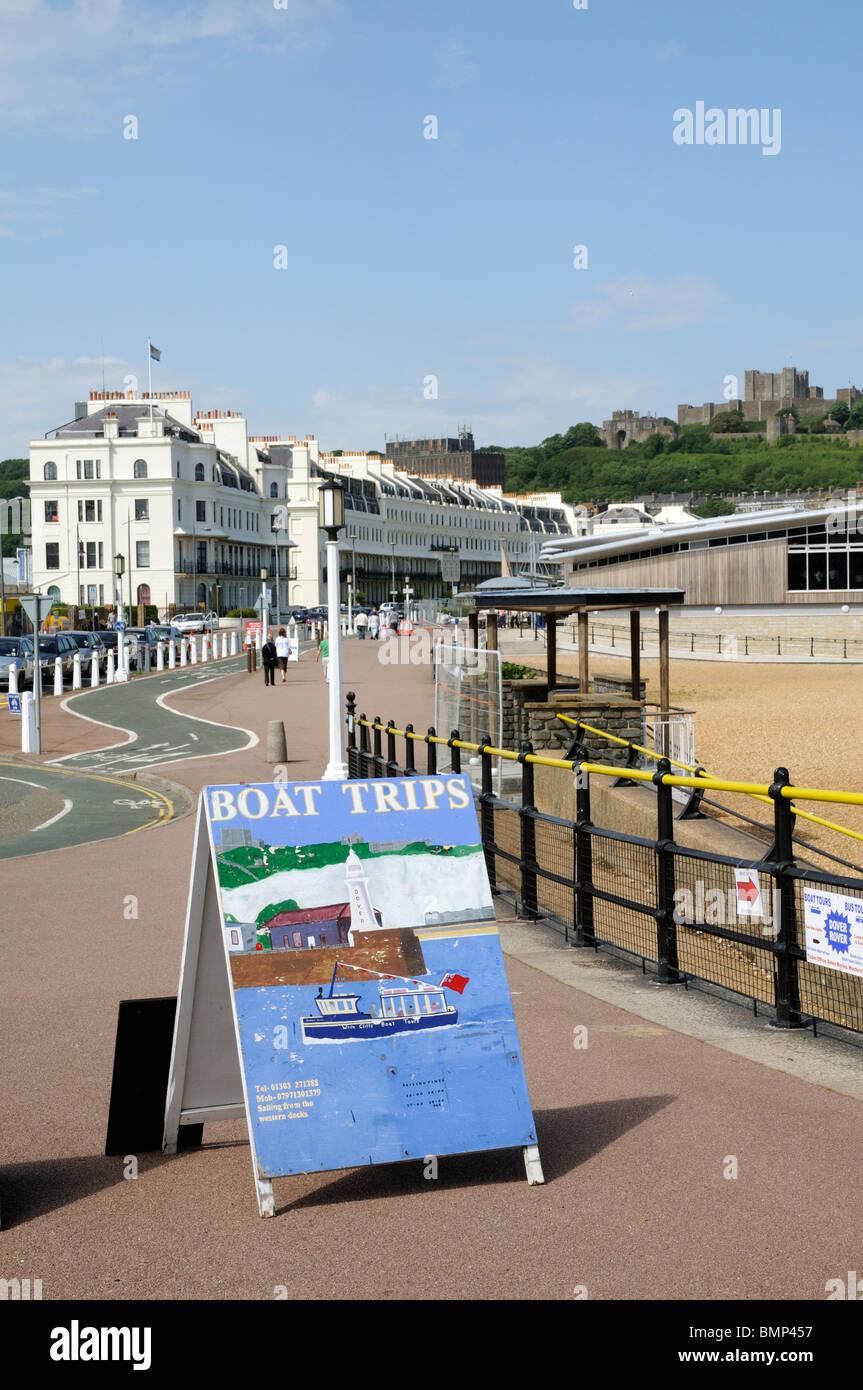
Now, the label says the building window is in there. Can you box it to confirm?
[44,500,58,522]
[46,542,60,569]
[43,461,57,480]
[197,540,207,573]
[270,482,278,498]
[196,500,206,523]
[133,459,148,478]
[86,542,97,568]
[134,499,149,521]
[195,463,205,482]
[177,499,182,522]
[176,461,181,478]
[136,541,150,567]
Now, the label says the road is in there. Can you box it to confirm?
[0,758,174,859]
[53,656,256,776]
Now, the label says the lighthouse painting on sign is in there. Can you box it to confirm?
[204,774,538,1184]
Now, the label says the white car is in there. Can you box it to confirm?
[172,611,220,634]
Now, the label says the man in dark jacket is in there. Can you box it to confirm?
[261,633,278,686]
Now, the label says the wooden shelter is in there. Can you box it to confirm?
[458,583,686,711]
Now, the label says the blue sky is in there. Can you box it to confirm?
[2,0,861,458]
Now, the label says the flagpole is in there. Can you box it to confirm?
[147,338,153,421]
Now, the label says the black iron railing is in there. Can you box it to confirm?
[345,692,863,1041]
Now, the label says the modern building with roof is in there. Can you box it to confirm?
[541,502,863,609]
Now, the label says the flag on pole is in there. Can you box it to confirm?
[149,342,161,361]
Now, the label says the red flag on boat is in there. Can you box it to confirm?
[440,972,469,994]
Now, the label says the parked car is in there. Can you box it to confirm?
[0,636,34,689]
[99,628,140,670]
[30,633,79,684]
[288,606,308,624]
[172,611,220,634]
[66,630,108,674]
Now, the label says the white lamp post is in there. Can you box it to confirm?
[319,477,347,781]
[260,567,269,649]
[114,553,129,682]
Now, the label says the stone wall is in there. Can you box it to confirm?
[501,678,643,762]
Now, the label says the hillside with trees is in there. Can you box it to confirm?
[492,419,863,502]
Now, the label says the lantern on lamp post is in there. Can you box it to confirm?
[114,552,128,682]
[318,477,347,780]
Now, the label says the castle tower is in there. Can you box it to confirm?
[344,849,381,943]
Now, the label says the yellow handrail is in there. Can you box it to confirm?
[555,713,863,842]
[352,717,863,812]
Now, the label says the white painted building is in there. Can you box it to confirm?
[28,389,582,617]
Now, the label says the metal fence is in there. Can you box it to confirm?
[577,620,863,662]
[345,696,863,1041]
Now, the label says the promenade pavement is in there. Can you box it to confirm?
[2,637,862,1300]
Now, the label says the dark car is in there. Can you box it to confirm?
[66,630,108,674]
[31,633,79,684]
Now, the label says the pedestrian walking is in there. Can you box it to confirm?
[317,633,330,681]
[355,610,368,640]
[262,632,278,687]
[368,609,379,641]
[275,626,290,683]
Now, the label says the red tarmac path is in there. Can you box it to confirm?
[2,642,862,1299]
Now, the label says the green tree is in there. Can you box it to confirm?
[643,433,665,458]
[694,499,736,518]
[710,410,744,433]
[828,401,850,426]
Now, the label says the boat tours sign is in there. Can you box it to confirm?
[163,774,542,1215]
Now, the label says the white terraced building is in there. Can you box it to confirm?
[28,389,583,617]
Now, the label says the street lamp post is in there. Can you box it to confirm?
[260,567,269,650]
[318,478,347,781]
[114,553,128,682]
[404,577,413,626]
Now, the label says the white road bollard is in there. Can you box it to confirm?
[180,638,187,667]
[8,663,19,696]
[202,634,209,663]
[21,691,36,752]
[72,652,82,690]
[91,651,99,687]
[168,640,176,669]
[190,634,198,664]
[107,650,115,683]
[54,656,63,697]
[221,632,228,659]
[230,631,238,656]
[156,640,164,671]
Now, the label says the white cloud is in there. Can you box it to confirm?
[0,184,99,236]
[0,0,341,131]
[301,360,669,451]
[0,354,138,458]
[571,274,727,332]
[433,38,478,88]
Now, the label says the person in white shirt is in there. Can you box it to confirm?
[354,610,368,639]
[275,627,291,683]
